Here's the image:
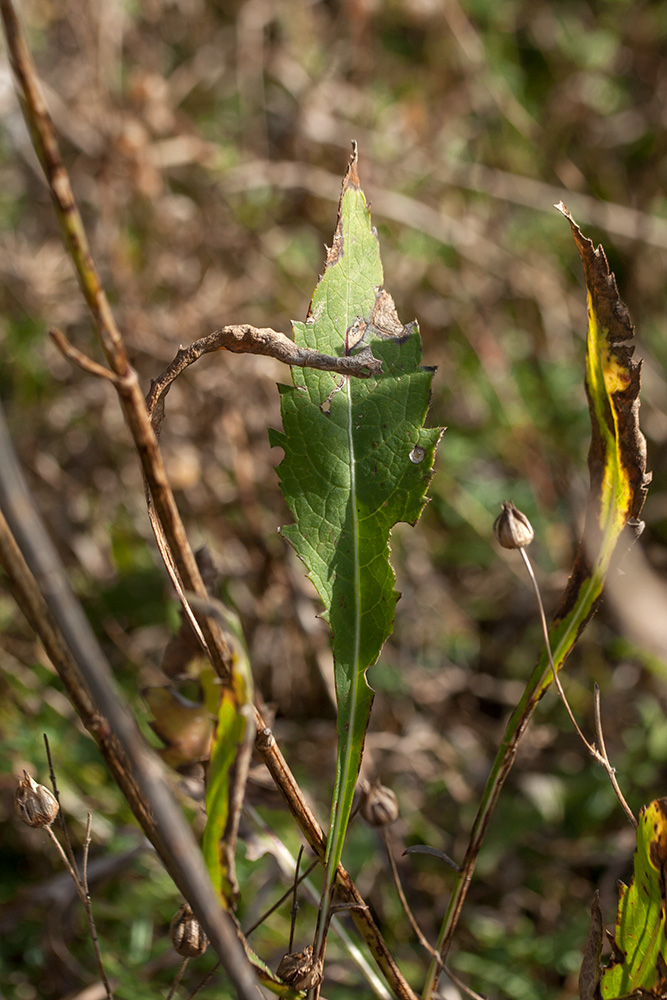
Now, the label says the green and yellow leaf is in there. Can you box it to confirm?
[600,799,667,998]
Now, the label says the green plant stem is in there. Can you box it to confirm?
[421,562,610,999]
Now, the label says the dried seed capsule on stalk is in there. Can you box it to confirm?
[170,903,209,957]
[494,500,534,550]
[360,779,399,827]
[15,771,59,828]
[276,945,324,991]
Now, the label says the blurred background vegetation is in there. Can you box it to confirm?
[1,0,667,998]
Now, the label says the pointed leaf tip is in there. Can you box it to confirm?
[559,207,635,348]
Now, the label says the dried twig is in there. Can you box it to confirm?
[48,328,120,382]
[244,855,319,939]
[146,325,382,424]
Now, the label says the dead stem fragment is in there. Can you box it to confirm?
[145,323,382,427]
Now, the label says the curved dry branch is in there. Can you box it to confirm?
[145,324,382,429]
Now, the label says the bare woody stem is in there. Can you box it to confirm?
[146,326,381,424]
[0,0,233,683]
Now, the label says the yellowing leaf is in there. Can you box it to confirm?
[600,799,667,998]
[534,207,650,687]
[143,686,213,769]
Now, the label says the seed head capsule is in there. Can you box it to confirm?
[15,771,59,828]
[494,500,534,550]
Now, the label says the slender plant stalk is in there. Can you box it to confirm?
[43,816,114,999]
[520,547,636,827]
[384,830,441,965]
[166,959,189,1000]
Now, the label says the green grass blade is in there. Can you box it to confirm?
[201,610,254,908]
[270,148,442,953]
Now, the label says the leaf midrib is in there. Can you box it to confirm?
[326,367,362,872]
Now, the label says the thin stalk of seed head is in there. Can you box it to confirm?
[382,829,442,967]
[188,963,220,1000]
[43,734,78,873]
[244,857,320,938]
[519,547,592,748]
[44,823,114,999]
[519,547,635,826]
[78,815,114,1000]
[287,846,305,954]
[594,683,636,828]
[166,958,189,1000]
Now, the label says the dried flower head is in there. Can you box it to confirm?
[170,903,209,958]
[15,771,59,828]
[276,945,324,991]
[494,500,535,550]
[360,779,399,827]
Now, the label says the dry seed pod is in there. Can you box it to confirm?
[276,945,324,991]
[170,903,209,958]
[360,779,399,827]
[494,500,534,550]
[15,771,59,828]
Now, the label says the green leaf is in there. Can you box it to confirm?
[600,799,667,998]
[201,608,254,908]
[270,147,442,939]
[534,205,650,691]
